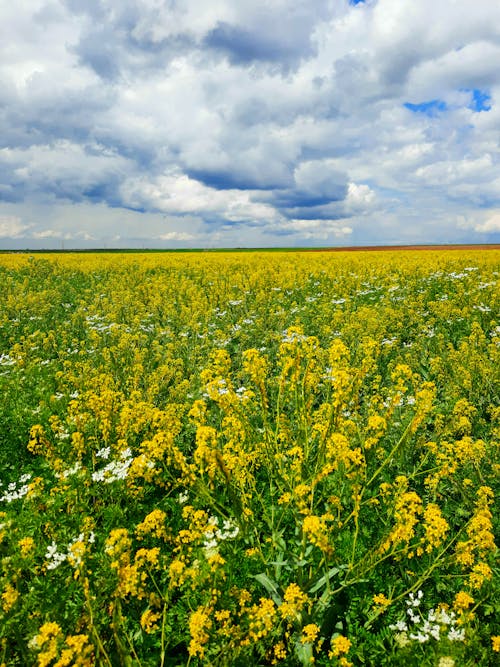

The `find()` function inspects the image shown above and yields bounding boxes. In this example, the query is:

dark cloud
[185,169,290,192]
[204,21,314,69]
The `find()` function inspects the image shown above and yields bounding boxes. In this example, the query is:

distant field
[2,243,500,254]
[0,250,498,666]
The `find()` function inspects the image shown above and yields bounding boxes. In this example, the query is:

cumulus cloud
[474,213,500,233]
[0,215,30,237]
[1,0,500,247]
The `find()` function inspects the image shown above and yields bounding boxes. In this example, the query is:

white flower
[0,473,32,503]
[0,354,15,366]
[92,449,133,483]
[217,519,239,540]
[447,627,465,642]
[45,541,67,570]
[407,590,423,607]
[435,608,455,626]
[407,608,420,624]
[389,621,408,632]
[91,469,106,482]
[178,491,189,504]
[56,462,81,479]
[96,447,111,459]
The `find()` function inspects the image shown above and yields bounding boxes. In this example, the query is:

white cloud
[345,183,376,211]
[1,0,500,246]
[120,170,281,223]
[474,213,500,233]
[0,215,30,237]
[157,231,196,241]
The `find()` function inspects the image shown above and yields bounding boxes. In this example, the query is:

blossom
[301,623,320,644]
[329,635,352,657]
[45,541,67,570]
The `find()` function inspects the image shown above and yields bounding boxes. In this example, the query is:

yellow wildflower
[329,634,352,657]
[140,609,161,634]
[272,641,287,663]
[188,606,212,658]
[18,536,35,558]
[105,528,131,567]
[279,583,309,620]
[453,591,474,610]
[469,562,492,589]
[422,503,449,552]
[301,623,320,644]
[248,597,276,641]
[136,509,167,540]
[372,593,391,612]
[54,635,94,667]
[1,583,19,612]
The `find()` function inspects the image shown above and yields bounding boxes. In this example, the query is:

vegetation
[0,250,498,666]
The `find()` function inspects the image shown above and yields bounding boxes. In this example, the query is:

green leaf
[309,564,347,593]
[253,573,282,604]
[294,640,313,667]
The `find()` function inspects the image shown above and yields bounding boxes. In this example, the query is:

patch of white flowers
[55,462,81,479]
[390,590,465,648]
[0,473,32,503]
[91,448,134,483]
[281,329,307,344]
[0,353,16,366]
[45,532,96,570]
[202,516,240,557]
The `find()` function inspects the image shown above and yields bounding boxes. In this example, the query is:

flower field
[0,249,498,666]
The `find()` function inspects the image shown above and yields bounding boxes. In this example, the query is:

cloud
[0,215,30,237]
[157,231,196,241]
[474,213,500,233]
[1,0,500,247]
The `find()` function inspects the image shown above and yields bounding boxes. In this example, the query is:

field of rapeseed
[0,249,498,666]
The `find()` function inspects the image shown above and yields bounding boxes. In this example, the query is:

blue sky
[1,0,500,248]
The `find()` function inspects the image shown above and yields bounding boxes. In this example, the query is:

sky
[1,0,500,249]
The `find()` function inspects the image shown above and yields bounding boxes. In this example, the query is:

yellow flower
[135,547,161,569]
[18,536,35,558]
[1,583,19,612]
[136,509,167,540]
[301,623,320,644]
[381,490,422,553]
[188,607,212,658]
[453,591,474,610]
[272,641,287,663]
[168,559,186,588]
[329,635,351,657]
[279,583,309,620]
[492,636,500,652]
[105,528,131,566]
[372,593,391,612]
[422,502,449,552]
[302,514,331,553]
[54,635,94,667]
[140,609,162,634]
[248,598,276,641]
[30,622,62,649]
[469,562,492,589]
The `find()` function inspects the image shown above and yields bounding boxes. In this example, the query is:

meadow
[0,249,498,666]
